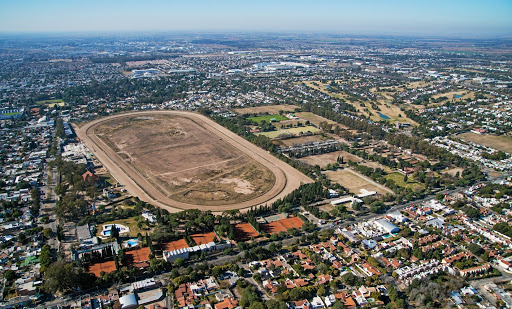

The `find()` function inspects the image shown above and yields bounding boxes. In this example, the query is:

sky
[0,0,511,37]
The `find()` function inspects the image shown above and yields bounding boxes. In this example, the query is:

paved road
[42,167,60,250]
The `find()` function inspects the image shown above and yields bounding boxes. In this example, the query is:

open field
[458,133,512,153]
[442,167,464,177]
[324,169,393,195]
[256,126,321,138]
[261,217,304,234]
[161,239,189,251]
[76,111,312,213]
[234,223,259,241]
[275,135,330,147]
[191,232,218,245]
[294,112,342,127]
[299,150,364,168]
[318,204,335,213]
[36,99,65,107]
[248,114,288,123]
[385,172,424,191]
[234,104,298,115]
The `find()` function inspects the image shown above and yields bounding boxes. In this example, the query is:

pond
[378,112,391,120]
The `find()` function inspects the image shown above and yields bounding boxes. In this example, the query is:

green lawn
[36,99,65,107]
[385,172,424,190]
[256,126,321,138]
[248,114,289,123]
[96,217,152,238]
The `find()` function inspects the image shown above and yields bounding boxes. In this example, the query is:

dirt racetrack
[76,111,312,213]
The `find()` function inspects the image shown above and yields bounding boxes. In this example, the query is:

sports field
[87,260,116,277]
[161,239,189,252]
[248,114,288,123]
[125,247,150,264]
[191,232,218,245]
[76,111,313,213]
[234,223,259,240]
[261,217,304,234]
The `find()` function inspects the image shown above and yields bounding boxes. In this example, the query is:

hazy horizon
[0,0,511,37]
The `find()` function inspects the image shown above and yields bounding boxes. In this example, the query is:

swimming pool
[126,239,139,247]
[378,112,391,120]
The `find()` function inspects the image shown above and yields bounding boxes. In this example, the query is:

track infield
[76,111,312,213]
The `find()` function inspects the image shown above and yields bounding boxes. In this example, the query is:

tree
[42,260,95,295]
[111,224,120,241]
[332,301,346,309]
[40,245,52,272]
[240,286,261,308]
[467,243,484,256]
[43,228,53,239]
[174,258,185,267]
[4,270,16,282]
[249,302,266,309]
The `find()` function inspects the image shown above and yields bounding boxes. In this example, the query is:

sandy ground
[75,111,312,214]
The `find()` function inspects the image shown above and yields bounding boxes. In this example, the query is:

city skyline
[0,0,511,37]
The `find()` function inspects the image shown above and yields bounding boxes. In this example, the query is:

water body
[455,94,462,98]
[378,112,391,119]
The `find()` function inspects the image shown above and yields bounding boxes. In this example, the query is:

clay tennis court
[191,232,218,245]
[261,217,304,234]
[126,247,150,264]
[87,260,116,277]
[234,223,260,240]
[161,239,189,251]
[76,111,312,213]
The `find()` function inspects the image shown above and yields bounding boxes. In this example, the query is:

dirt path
[75,111,312,214]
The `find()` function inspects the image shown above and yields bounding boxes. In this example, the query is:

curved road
[75,111,312,214]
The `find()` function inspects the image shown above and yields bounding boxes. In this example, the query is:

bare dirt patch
[92,114,275,206]
[298,150,364,168]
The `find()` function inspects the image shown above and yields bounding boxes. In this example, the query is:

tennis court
[234,223,260,241]
[263,213,287,223]
[88,260,116,277]
[161,239,189,252]
[191,232,218,245]
[262,217,304,234]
